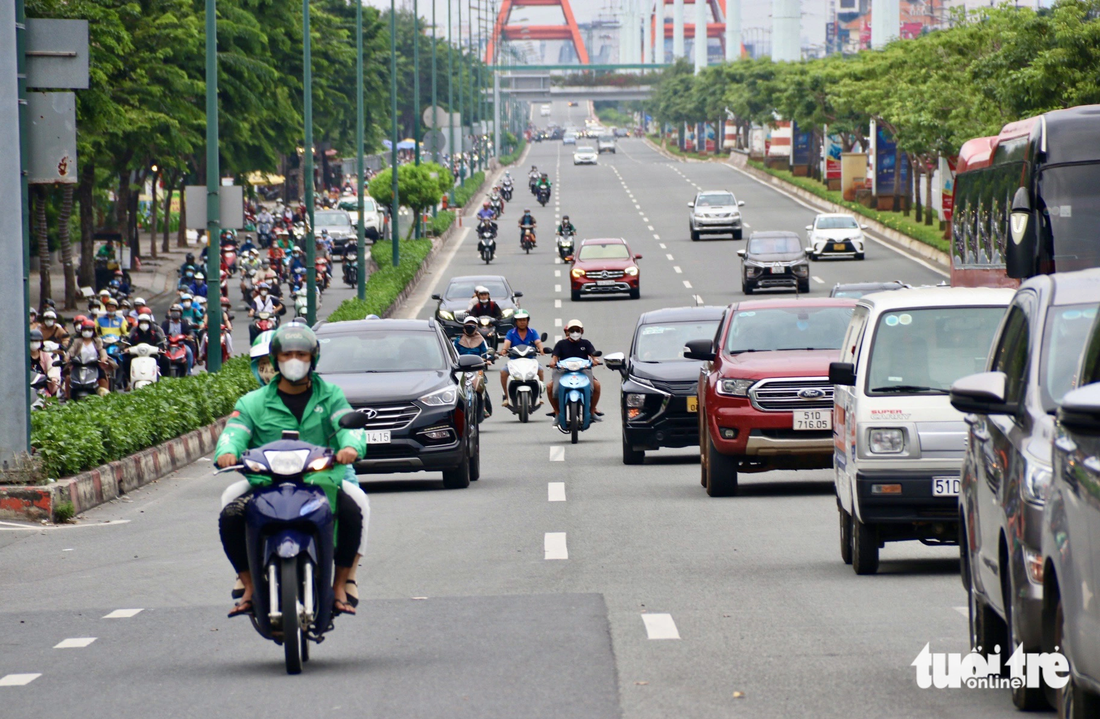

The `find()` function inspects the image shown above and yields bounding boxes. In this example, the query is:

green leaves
[326,239,434,322]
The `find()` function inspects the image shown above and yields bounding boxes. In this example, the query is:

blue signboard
[875,125,910,195]
[791,124,812,166]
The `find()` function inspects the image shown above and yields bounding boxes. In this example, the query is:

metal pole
[205,0,222,370]
[448,0,456,206]
[457,0,465,183]
[390,0,400,262]
[303,0,317,325]
[431,0,439,169]
[468,0,476,173]
[412,0,420,239]
[356,0,366,300]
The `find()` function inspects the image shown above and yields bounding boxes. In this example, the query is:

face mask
[260,291,268,297]
[463,325,477,335]
[44,319,55,327]
[182,302,192,309]
[82,330,94,338]
[139,322,150,331]
[479,298,489,305]
[170,312,180,320]
[569,331,581,341]
[30,342,41,351]
[116,311,125,318]
[280,358,310,382]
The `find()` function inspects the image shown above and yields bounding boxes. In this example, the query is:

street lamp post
[355,0,366,300]
[413,0,421,239]
[303,0,317,326]
[390,0,400,264]
[205,0,223,370]
[448,0,456,206]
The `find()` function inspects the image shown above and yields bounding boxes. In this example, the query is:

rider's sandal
[228,599,254,618]
[333,598,356,616]
[344,580,360,608]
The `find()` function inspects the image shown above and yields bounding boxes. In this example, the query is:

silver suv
[597,135,616,154]
[688,190,745,241]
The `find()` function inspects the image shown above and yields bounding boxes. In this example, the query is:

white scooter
[127,343,161,390]
[505,336,548,423]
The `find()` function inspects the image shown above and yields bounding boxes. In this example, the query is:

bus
[950,104,1100,287]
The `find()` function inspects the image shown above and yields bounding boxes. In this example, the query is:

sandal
[344,579,360,608]
[228,599,254,618]
[333,598,356,616]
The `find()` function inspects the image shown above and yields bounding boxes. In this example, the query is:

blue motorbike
[217,413,367,675]
[555,353,601,444]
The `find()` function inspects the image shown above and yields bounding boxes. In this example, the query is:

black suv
[313,318,485,489]
[950,270,1100,710]
[738,231,811,294]
[605,306,724,464]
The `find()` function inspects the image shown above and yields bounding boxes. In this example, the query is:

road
[0,102,1024,718]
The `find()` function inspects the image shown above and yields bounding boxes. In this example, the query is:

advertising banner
[940,155,957,223]
[791,124,812,167]
[825,135,843,180]
[874,124,910,196]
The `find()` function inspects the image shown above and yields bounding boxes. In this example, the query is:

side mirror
[736,249,746,258]
[514,291,523,298]
[634,254,643,260]
[593,350,603,358]
[1007,187,1037,279]
[456,353,486,371]
[684,339,716,362]
[339,411,370,429]
[540,332,548,342]
[805,225,813,232]
[542,347,552,355]
[738,200,746,207]
[860,224,868,230]
[604,351,626,372]
[430,294,441,301]
[687,202,694,208]
[949,371,1017,415]
[1059,384,1100,434]
[828,362,856,386]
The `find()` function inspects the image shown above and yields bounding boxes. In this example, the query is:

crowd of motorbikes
[474,168,560,265]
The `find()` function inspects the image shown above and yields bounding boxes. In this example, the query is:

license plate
[833,243,847,251]
[686,396,698,413]
[364,430,391,444]
[933,476,960,497]
[769,265,784,274]
[597,280,616,286]
[793,409,831,430]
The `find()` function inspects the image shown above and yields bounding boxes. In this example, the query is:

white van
[828,287,1014,575]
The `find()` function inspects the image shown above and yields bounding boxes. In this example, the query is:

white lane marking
[549,446,565,462]
[545,532,568,560]
[812,276,825,284]
[554,318,563,327]
[634,204,641,209]
[103,608,143,619]
[659,243,666,249]
[548,482,567,502]
[674,266,683,274]
[554,299,562,308]
[554,269,561,277]
[647,225,654,231]
[695,295,705,304]
[0,674,41,686]
[683,280,693,289]
[666,253,674,260]
[743,222,752,229]
[554,256,561,265]
[642,613,681,640]
[554,335,562,343]
[642,217,649,222]
[555,284,562,293]
[653,234,660,240]
[954,606,968,617]
[0,520,131,532]
[54,637,97,649]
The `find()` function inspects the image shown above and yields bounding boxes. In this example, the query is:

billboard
[874,123,909,196]
[940,155,957,223]
[825,135,843,180]
[791,124,812,166]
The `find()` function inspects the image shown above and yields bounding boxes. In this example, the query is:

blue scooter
[217,412,368,675]
[555,352,602,444]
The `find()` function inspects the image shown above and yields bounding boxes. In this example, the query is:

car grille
[648,379,698,395]
[585,269,625,280]
[362,444,418,460]
[749,377,833,412]
[353,403,421,430]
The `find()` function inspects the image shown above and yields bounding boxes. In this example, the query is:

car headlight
[625,266,639,276]
[502,308,514,318]
[419,386,458,406]
[571,268,586,278]
[1023,463,1053,504]
[625,393,647,408]
[718,379,754,397]
[868,428,905,454]
[794,264,810,276]
[439,309,455,321]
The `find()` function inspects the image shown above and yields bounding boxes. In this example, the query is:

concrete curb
[0,418,227,523]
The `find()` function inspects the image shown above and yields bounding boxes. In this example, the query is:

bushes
[326,238,434,323]
[30,356,258,479]
[430,210,455,236]
[453,172,485,208]
[498,139,527,167]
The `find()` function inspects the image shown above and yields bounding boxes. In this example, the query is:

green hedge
[454,172,485,208]
[29,356,258,480]
[430,210,455,236]
[326,238,434,323]
[746,160,950,253]
[498,139,527,167]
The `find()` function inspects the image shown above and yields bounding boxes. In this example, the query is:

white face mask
[44,319,55,327]
[182,302,192,309]
[569,331,582,341]
[280,358,310,382]
[139,322,150,331]
[29,342,41,351]
[82,330,94,338]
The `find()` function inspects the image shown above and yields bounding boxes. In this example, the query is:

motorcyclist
[289,246,307,276]
[518,208,537,245]
[179,293,204,325]
[489,186,504,216]
[557,215,577,236]
[29,329,61,397]
[215,324,367,617]
[179,252,199,278]
[161,303,196,375]
[454,316,492,417]
[250,282,285,317]
[548,319,602,420]
[65,319,110,397]
[467,285,504,320]
[38,309,69,346]
[477,201,498,236]
[502,171,513,190]
[239,234,256,255]
[124,307,168,379]
[95,296,129,340]
[498,309,545,407]
[528,165,540,190]
[536,173,551,197]
[131,297,155,324]
[191,272,209,299]
[256,208,274,247]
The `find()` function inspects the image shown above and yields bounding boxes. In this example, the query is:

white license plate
[769,265,784,274]
[933,476,960,497]
[364,430,391,444]
[597,280,616,286]
[792,409,831,431]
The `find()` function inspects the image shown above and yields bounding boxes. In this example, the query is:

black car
[313,318,485,489]
[738,231,811,294]
[432,275,522,339]
[829,281,909,299]
[605,306,725,464]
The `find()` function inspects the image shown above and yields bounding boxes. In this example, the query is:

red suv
[685,298,856,496]
[570,237,642,301]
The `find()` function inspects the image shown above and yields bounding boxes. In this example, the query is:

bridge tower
[649,0,743,62]
[485,0,590,65]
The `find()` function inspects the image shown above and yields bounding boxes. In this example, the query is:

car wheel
[855,252,866,260]
[742,281,754,295]
[964,523,1005,654]
[622,430,645,465]
[852,516,879,574]
[571,289,581,302]
[629,284,640,300]
[690,228,700,242]
[442,455,471,489]
[799,279,810,294]
[468,430,480,482]
[1056,596,1100,719]
[704,431,738,497]
[839,506,853,565]
[1004,561,1049,709]
[733,229,742,240]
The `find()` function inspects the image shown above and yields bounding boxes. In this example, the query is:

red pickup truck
[684,297,856,496]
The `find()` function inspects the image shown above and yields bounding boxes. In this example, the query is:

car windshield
[696,193,735,207]
[362,199,375,212]
[866,306,1006,394]
[748,236,801,254]
[816,216,860,230]
[725,306,854,353]
[634,320,721,362]
[599,136,614,142]
[1041,303,1098,411]
[831,284,904,299]
[315,331,447,373]
[577,146,595,153]
[578,243,630,261]
[443,279,509,300]
[315,211,350,227]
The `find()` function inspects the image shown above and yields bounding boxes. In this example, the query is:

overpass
[499,73,654,102]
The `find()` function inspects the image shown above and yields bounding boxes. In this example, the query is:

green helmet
[269,324,320,374]
[513,310,530,321]
[250,330,276,385]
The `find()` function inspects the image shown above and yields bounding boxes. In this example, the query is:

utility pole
[205,0,223,368]
[448,0,457,206]
[726,0,741,61]
[303,0,317,325]
[355,0,366,300]
[390,0,400,263]
[413,0,421,239]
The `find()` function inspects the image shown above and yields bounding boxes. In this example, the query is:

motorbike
[476,315,500,353]
[505,338,547,423]
[221,242,239,277]
[477,226,497,264]
[101,334,127,391]
[521,228,536,254]
[342,257,358,287]
[199,324,232,366]
[241,268,258,304]
[501,184,513,202]
[315,258,331,292]
[164,334,190,378]
[554,354,601,444]
[214,412,370,675]
[127,343,161,390]
[556,231,575,261]
[490,196,504,217]
[458,352,494,425]
[294,290,309,319]
[250,311,279,344]
[67,354,102,401]
[529,175,539,194]
[537,186,550,207]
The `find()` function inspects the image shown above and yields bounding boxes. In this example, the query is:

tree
[369,163,447,239]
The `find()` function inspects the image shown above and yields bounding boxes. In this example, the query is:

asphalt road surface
[0,102,1025,718]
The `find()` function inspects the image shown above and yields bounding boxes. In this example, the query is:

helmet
[565,318,583,331]
[366,314,381,320]
[249,330,277,385]
[137,306,153,317]
[42,309,57,321]
[104,297,119,308]
[513,310,530,321]
[134,297,147,306]
[483,201,491,208]
[186,252,195,262]
[475,285,490,296]
[43,298,56,308]
[180,293,194,302]
[169,303,182,314]
[257,281,270,290]
[562,215,569,221]
[29,329,43,342]
[80,319,96,332]
[524,208,531,213]
[194,272,205,281]
[463,315,478,326]
[269,324,320,374]
[73,314,88,325]
[121,299,133,309]
[98,289,111,298]
[29,306,38,316]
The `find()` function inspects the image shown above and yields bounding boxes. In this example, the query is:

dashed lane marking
[642,613,681,640]
[554,318,563,327]
[555,299,561,308]
[103,609,143,619]
[549,446,565,461]
[54,638,97,649]
[548,482,567,502]
[647,225,654,231]
[695,295,705,304]
[0,674,41,687]
[954,607,968,617]
[554,269,561,277]
[674,266,682,274]
[545,532,568,560]
[659,243,666,249]
[666,253,674,260]
[683,280,693,289]
[653,234,660,240]
[554,335,562,342]
[812,276,825,284]
[555,284,562,293]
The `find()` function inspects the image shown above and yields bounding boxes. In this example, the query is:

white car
[573,146,598,165]
[806,213,867,260]
[540,104,551,117]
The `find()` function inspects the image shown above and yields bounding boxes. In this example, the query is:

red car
[569,237,642,301]
[684,297,857,496]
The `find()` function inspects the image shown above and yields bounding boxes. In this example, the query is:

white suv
[806,213,867,260]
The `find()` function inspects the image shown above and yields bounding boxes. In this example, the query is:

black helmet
[186,252,195,262]
[562,215,569,221]
[269,324,320,373]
